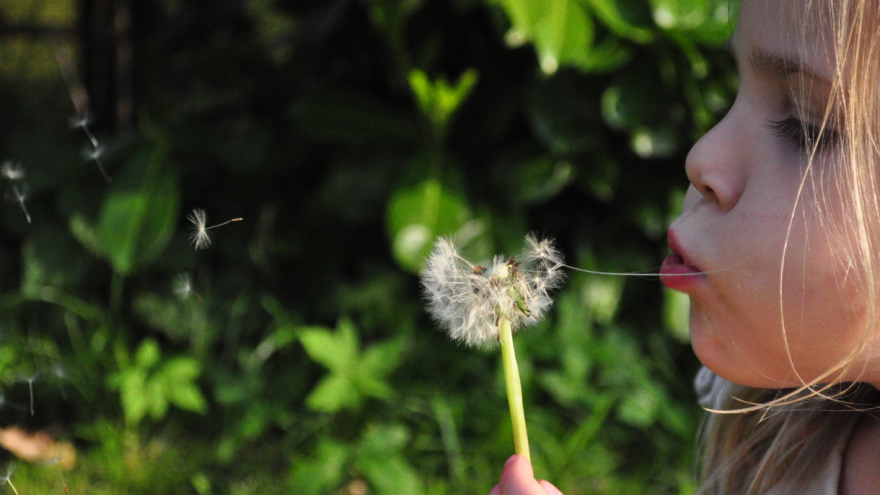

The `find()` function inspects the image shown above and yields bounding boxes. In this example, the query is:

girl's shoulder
[839,412,880,495]
[694,367,871,495]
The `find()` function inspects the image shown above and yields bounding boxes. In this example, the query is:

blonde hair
[697,1,880,493]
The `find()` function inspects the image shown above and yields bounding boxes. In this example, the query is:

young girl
[490,1,880,494]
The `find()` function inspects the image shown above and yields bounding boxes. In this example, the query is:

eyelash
[765,116,840,153]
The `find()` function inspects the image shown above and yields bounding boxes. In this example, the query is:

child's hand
[488,455,565,495]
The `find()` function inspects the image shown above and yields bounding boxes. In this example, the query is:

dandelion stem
[499,317,529,460]
[6,479,19,495]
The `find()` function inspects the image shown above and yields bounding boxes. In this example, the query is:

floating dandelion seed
[0,463,19,495]
[187,208,243,250]
[68,111,92,130]
[0,162,24,181]
[173,273,202,303]
[421,234,566,460]
[26,373,39,416]
[82,145,104,162]
[421,234,565,347]
[12,184,31,224]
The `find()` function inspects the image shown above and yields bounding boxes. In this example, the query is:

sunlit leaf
[300,320,359,373]
[306,374,361,413]
[96,145,180,276]
[290,440,349,495]
[386,178,470,272]
[584,0,654,43]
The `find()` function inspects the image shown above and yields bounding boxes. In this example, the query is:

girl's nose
[684,109,746,212]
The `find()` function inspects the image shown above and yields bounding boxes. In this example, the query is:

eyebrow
[727,38,832,87]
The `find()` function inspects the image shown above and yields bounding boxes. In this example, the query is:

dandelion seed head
[187,208,211,250]
[1,162,24,181]
[421,234,566,348]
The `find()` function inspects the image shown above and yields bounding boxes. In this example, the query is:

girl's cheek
[682,185,702,212]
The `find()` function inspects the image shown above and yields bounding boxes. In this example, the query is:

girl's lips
[660,251,705,291]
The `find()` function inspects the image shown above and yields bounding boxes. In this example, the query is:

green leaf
[289,440,349,495]
[583,276,624,325]
[583,0,654,43]
[119,369,149,425]
[161,357,202,382]
[359,455,423,495]
[358,338,403,379]
[135,339,162,369]
[510,157,575,205]
[408,69,479,138]
[299,320,358,372]
[353,374,393,401]
[498,0,595,74]
[96,145,180,276]
[357,425,423,495]
[305,374,360,413]
[386,179,470,272]
[69,213,104,258]
[147,377,170,420]
[648,0,733,47]
[617,384,662,428]
[167,382,209,414]
[663,288,690,343]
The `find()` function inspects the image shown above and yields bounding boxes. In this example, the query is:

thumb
[539,480,564,495]
[499,455,549,495]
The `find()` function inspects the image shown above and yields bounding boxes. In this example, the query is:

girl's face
[665,0,872,388]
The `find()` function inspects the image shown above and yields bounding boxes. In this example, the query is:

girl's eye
[765,116,840,153]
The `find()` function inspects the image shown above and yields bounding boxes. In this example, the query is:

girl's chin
[688,316,772,388]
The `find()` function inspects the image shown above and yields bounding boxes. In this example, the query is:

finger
[539,480,564,495]
[488,484,501,495]
[499,455,547,495]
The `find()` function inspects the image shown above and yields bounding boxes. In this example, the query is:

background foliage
[0,0,738,493]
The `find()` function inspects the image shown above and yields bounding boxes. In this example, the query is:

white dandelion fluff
[1,162,24,181]
[187,208,243,250]
[12,183,31,224]
[421,234,566,348]
[188,208,211,249]
[173,273,194,300]
[173,272,203,304]
[0,463,18,495]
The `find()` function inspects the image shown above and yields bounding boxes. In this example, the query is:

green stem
[499,318,530,460]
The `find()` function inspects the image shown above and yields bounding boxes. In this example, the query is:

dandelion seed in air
[420,234,566,460]
[68,111,92,130]
[0,463,20,495]
[0,162,24,181]
[187,208,243,250]
[12,184,31,224]
[173,273,202,303]
[25,373,39,416]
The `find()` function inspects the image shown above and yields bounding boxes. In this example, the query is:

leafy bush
[0,0,738,493]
